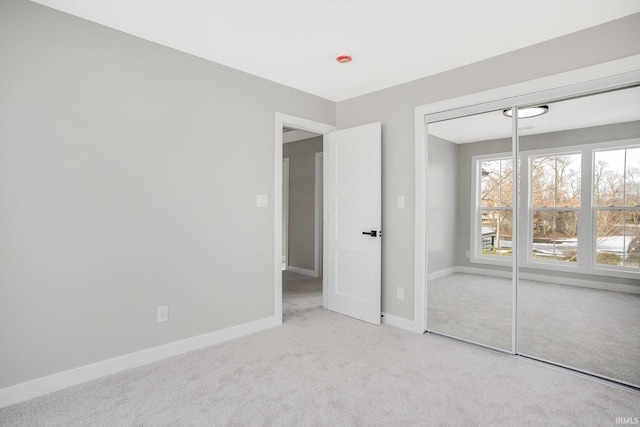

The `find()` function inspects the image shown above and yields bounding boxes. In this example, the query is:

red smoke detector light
[336,54,352,64]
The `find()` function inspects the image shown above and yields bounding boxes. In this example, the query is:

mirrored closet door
[516,86,640,388]
[425,83,640,388]
[426,109,514,352]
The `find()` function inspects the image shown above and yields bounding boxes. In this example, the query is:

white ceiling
[31,0,640,102]
[428,85,640,144]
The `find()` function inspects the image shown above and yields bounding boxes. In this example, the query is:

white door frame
[414,55,640,334]
[282,157,289,270]
[314,152,324,281]
[275,113,336,324]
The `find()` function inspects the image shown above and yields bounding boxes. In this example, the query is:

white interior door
[324,122,381,325]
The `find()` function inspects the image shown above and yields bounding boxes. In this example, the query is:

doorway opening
[274,113,336,325]
[282,127,324,322]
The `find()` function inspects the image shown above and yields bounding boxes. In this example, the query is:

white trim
[275,113,335,323]
[415,54,640,333]
[442,265,640,295]
[381,312,415,332]
[322,144,328,310]
[0,315,278,409]
[511,109,519,355]
[454,265,513,279]
[314,152,324,278]
[282,157,289,270]
[414,120,427,333]
[287,266,318,278]
[427,267,458,281]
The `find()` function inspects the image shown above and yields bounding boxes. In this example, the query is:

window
[594,147,640,269]
[530,154,580,263]
[472,155,513,264]
[471,142,640,276]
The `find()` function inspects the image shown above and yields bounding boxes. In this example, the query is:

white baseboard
[286,266,319,278]
[427,267,458,281]
[0,315,279,409]
[432,265,640,295]
[454,266,512,279]
[381,312,415,332]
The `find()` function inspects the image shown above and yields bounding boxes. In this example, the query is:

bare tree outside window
[480,158,513,256]
[530,154,581,262]
[594,148,640,268]
[474,146,639,271]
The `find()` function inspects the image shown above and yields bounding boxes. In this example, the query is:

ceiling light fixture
[503,105,549,119]
[336,54,352,64]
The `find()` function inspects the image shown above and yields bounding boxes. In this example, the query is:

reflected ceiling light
[503,105,549,119]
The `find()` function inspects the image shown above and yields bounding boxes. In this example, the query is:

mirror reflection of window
[594,147,640,268]
[426,83,640,388]
[529,153,581,262]
[480,158,513,257]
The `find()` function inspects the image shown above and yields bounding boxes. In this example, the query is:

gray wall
[0,0,334,388]
[453,121,640,286]
[2,0,640,391]
[427,135,458,273]
[336,13,640,320]
[283,136,323,271]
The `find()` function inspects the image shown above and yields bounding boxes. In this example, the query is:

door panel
[516,88,640,388]
[324,122,381,325]
[426,110,514,352]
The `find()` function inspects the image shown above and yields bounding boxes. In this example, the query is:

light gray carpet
[1,271,639,426]
[428,273,640,387]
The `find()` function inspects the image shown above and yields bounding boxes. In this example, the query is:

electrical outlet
[397,287,404,300]
[157,306,169,323]
[466,251,470,258]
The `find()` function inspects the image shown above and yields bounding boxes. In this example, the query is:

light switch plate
[397,196,405,209]
[257,194,268,208]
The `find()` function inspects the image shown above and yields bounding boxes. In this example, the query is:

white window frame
[471,140,640,279]
[470,152,513,267]
[591,142,640,275]
[520,146,585,273]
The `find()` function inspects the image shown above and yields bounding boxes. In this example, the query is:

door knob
[362,230,378,237]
